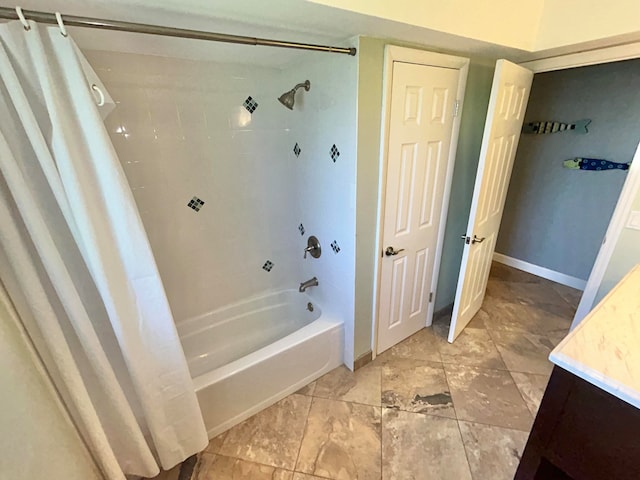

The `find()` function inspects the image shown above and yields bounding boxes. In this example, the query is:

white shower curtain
[0,20,207,479]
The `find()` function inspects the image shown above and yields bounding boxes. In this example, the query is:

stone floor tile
[490,330,555,375]
[486,277,576,319]
[296,381,317,396]
[219,394,311,470]
[458,421,529,480]
[480,296,537,332]
[510,372,550,416]
[380,327,442,362]
[432,306,491,333]
[204,430,228,455]
[292,473,329,480]
[520,305,573,337]
[445,364,533,431]
[466,310,489,329]
[433,322,507,370]
[296,397,381,480]
[313,365,381,406]
[382,408,472,480]
[195,454,292,480]
[379,356,455,418]
[489,262,542,284]
[525,300,577,323]
[550,282,583,309]
[547,332,569,349]
[481,295,571,337]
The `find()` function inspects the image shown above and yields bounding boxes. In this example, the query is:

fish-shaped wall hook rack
[522,119,591,135]
[563,157,630,171]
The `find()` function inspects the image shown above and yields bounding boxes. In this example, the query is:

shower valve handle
[304,236,321,259]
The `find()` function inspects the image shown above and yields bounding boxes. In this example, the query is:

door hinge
[453,99,460,117]
[429,292,433,303]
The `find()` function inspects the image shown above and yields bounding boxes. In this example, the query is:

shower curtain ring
[55,12,68,37]
[15,6,30,30]
[91,84,105,107]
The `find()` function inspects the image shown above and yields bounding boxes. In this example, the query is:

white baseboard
[493,253,587,291]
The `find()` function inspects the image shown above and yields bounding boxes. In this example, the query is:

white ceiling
[8,0,536,66]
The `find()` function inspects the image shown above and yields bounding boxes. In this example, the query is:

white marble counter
[550,264,640,410]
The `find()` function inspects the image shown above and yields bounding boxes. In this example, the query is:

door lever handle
[472,235,486,244]
[385,246,405,256]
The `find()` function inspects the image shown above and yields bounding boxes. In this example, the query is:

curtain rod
[0,6,357,56]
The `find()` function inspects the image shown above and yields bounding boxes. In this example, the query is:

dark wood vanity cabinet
[515,366,640,480]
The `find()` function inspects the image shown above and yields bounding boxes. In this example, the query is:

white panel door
[448,60,533,342]
[377,61,460,354]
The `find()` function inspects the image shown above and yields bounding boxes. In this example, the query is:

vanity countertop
[550,264,640,410]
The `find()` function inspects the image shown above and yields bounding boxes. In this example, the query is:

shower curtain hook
[15,6,30,31]
[91,84,105,107]
[55,12,68,37]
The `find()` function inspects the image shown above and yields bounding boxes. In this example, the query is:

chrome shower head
[278,80,311,110]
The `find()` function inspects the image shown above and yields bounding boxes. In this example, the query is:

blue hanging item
[522,119,591,134]
[563,157,630,171]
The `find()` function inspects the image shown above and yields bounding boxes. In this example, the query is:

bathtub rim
[177,288,321,338]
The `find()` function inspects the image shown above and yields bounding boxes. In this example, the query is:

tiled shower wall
[86,49,358,365]
[284,54,358,366]
[86,51,301,322]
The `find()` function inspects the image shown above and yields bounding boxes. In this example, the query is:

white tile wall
[284,52,358,367]
[86,48,358,365]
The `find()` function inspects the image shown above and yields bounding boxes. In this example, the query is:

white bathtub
[177,289,343,437]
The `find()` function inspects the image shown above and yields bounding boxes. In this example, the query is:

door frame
[372,45,469,357]
[519,41,640,73]
[519,41,640,329]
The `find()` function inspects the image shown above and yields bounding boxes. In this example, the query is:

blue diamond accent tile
[294,143,301,157]
[262,260,274,272]
[330,144,340,162]
[187,196,205,212]
[298,223,305,236]
[243,96,258,114]
[331,240,341,254]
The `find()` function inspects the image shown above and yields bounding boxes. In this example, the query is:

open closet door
[448,60,533,342]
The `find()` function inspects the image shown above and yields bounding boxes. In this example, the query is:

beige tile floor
[154,262,581,480]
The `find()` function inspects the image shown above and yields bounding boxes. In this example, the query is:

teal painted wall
[496,60,639,281]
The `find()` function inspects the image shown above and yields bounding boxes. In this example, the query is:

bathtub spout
[299,276,318,292]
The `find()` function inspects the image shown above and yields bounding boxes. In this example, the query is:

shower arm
[293,82,310,92]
